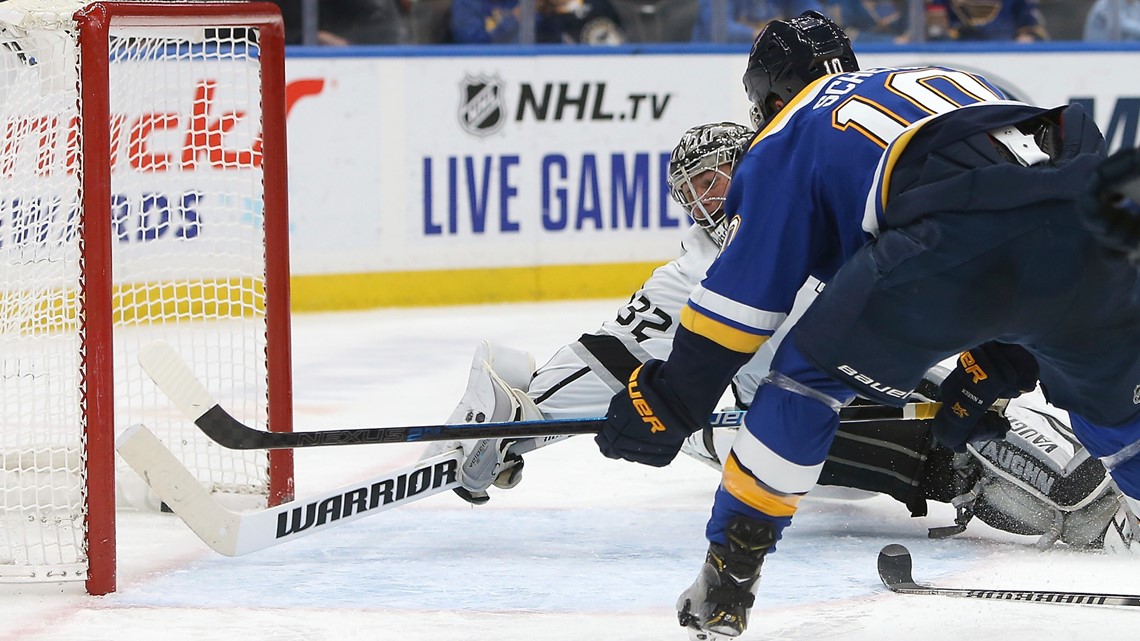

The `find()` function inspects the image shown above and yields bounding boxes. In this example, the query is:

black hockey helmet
[742,10,859,124]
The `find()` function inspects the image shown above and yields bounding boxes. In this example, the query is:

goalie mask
[668,122,753,246]
[742,10,859,123]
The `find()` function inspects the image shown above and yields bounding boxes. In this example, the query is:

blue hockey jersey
[683,66,1008,355]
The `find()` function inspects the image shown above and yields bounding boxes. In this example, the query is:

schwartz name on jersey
[687,66,1009,350]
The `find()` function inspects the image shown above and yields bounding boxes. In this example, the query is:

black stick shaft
[197,405,610,449]
[895,585,1140,607]
[194,397,929,451]
[878,544,1140,607]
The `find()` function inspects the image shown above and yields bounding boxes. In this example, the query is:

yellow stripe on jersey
[876,118,935,213]
[749,75,833,149]
[723,454,801,518]
[681,305,768,354]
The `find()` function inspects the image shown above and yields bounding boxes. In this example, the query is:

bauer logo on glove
[931,342,1038,453]
[628,366,667,434]
[960,351,988,384]
[596,360,701,467]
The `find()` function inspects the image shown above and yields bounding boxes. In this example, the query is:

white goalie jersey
[528,224,822,418]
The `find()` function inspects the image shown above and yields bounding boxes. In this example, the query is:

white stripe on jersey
[689,283,787,334]
[730,426,825,494]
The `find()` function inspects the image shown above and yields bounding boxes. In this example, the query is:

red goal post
[0,1,294,595]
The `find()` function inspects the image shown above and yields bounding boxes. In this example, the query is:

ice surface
[1,300,1138,641]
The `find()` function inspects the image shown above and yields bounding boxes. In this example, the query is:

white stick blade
[229,450,464,555]
[137,340,216,422]
[118,428,465,557]
[116,424,241,556]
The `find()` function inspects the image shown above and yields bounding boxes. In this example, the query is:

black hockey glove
[1080,145,1140,263]
[596,360,702,467]
[931,342,1038,453]
[933,412,1014,455]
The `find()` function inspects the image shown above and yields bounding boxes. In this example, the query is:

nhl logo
[1134,384,1140,405]
[458,74,506,137]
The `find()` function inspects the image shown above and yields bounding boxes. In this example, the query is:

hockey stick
[116,424,462,556]
[138,341,934,451]
[877,544,1140,607]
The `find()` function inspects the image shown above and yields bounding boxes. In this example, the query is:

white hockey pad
[117,424,461,556]
[423,340,541,503]
[443,340,538,426]
[680,426,733,471]
[1104,495,1140,554]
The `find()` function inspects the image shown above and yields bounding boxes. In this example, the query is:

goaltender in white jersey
[424,122,1137,552]
[525,123,819,421]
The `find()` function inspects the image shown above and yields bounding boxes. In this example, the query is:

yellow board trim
[722,455,800,518]
[114,279,265,325]
[680,305,767,354]
[289,262,660,312]
[0,278,265,334]
[0,263,662,334]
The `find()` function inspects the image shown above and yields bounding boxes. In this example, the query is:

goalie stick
[137,341,935,451]
[877,544,1140,607]
[116,424,463,556]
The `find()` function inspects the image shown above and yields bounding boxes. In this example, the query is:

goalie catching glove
[944,400,1130,550]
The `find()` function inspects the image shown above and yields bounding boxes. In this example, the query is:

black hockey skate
[676,516,777,640]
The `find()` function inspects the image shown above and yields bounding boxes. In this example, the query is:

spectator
[449,0,519,42]
[324,0,411,43]
[691,0,823,42]
[826,0,908,42]
[450,0,626,43]
[1084,0,1140,39]
[272,0,409,45]
[928,0,1048,41]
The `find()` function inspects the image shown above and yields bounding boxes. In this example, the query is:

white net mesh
[0,12,86,582]
[0,3,277,583]
[107,25,271,499]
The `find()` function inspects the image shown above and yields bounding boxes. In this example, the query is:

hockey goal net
[0,1,293,594]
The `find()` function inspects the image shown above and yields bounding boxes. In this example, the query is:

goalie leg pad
[445,340,536,426]
[681,425,737,471]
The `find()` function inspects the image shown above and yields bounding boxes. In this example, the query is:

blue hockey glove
[596,360,702,467]
[1080,146,1140,263]
[931,342,1038,453]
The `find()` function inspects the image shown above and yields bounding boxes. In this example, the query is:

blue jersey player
[595,10,1140,641]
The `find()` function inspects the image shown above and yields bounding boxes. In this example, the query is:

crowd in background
[270,0,1140,45]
